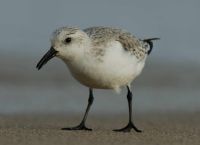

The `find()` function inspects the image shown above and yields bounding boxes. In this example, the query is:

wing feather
[84,26,147,60]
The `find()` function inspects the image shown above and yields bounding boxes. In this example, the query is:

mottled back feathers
[84,27,148,60]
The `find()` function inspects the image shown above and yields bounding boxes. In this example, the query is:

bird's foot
[61,122,92,131]
[113,121,142,133]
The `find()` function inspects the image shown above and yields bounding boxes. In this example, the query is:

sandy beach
[1,0,200,145]
[0,112,199,145]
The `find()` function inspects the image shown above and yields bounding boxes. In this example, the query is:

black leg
[62,88,94,131]
[113,86,142,132]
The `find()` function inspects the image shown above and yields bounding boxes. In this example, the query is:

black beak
[36,47,58,70]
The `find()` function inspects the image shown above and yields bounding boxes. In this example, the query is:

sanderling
[36,26,159,132]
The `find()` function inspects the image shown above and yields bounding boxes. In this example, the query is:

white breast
[65,41,146,91]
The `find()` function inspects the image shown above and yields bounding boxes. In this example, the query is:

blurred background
[0,0,199,114]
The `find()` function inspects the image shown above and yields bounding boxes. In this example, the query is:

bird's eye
[64,37,72,44]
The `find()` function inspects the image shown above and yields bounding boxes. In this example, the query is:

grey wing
[84,27,148,60]
[83,27,120,42]
[117,32,148,60]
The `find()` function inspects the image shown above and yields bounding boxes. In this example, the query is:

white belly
[65,41,146,91]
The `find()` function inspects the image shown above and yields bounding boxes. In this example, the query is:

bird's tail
[143,38,160,55]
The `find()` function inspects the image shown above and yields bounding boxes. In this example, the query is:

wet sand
[0,112,199,145]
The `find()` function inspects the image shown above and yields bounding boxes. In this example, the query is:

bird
[36,26,159,132]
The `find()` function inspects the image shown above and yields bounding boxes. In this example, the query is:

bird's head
[36,26,90,70]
